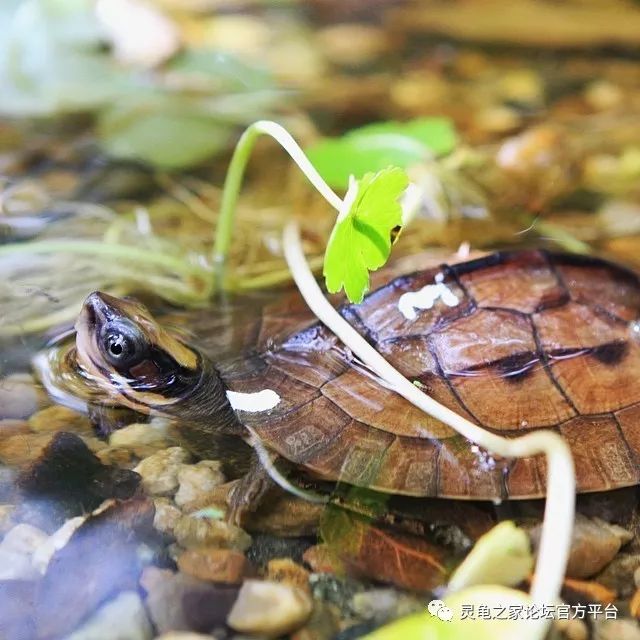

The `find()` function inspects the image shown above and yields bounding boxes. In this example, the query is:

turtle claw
[226,458,277,526]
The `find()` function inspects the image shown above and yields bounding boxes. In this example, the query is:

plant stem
[282,219,575,628]
[213,120,343,289]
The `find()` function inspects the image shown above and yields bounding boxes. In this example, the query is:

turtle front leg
[227,450,284,526]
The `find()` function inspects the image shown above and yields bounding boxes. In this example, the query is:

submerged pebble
[0,504,15,534]
[351,588,425,623]
[141,566,238,634]
[177,548,254,584]
[153,498,182,536]
[0,373,48,420]
[597,554,640,598]
[266,558,311,594]
[531,514,632,579]
[594,618,640,640]
[64,590,153,640]
[174,461,226,508]
[227,579,313,638]
[174,514,252,552]
[109,421,172,457]
[134,447,191,496]
[28,405,92,435]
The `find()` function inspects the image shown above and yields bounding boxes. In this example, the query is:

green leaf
[447,521,534,592]
[98,106,233,169]
[307,118,458,189]
[323,167,408,303]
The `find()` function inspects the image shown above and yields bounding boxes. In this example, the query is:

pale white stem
[282,220,575,614]
[249,121,344,212]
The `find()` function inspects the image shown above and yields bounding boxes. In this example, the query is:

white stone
[152,498,182,536]
[65,591,153,640]
[33,516,86,574]
[174,461,225,508]
[134,447,191,496]
[1,523,48,554]
[227,580,313,638]
[109,421,170,456]
[0,547,39,580]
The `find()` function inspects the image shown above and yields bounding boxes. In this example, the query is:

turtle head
[74,291,203,415]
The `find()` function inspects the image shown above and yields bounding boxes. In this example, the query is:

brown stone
[0,433,54,465]
[563,577,616,605]
[267,558,311,594]
[28,406,92,435]
[174,515,251,552]
[0,420,30,439]
[177,548,254,584]
[302,544,343,575]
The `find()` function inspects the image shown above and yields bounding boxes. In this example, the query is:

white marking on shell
[226,389,281,413]
[397,274,460,320]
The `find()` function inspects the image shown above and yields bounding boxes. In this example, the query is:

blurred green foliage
[0,0,283,169]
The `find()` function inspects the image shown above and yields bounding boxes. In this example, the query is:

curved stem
[282,219,575,622]
[213,120,343,289]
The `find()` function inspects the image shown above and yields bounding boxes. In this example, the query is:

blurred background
[2,0,640,346]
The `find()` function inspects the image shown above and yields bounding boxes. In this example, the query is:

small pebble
[174,515,251,552]
[134,447,191,496]
[0,433,56,465]
[0,546,39,580]
[594,618,640,640]
[555,618,589,640]
[351,589,424,622]
[65,590,153,640]
[0,373,48,420]
[227,579,313,638]
[109,421,170,457]
[174,461,225,508]
[597,554,640,598]
[32,516,85,574]
[153,498,182,536]
[531,515,631,579]
[0,419,30,439]
[1,523,48,554]
[316,24,389,67]
[267,558,311,594]
[155,634,216,640]
[177,548,254,584]
[141,566,238,633]
[28,405,92,435]
[0,504,15,534]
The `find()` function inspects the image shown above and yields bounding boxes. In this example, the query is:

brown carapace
[222,250,640,500]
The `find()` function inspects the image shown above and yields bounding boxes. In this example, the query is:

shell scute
[455,250,567,313]
[352,267,473,342]
[232,251,640,499]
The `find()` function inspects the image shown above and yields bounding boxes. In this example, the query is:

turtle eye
[100,320,146,369]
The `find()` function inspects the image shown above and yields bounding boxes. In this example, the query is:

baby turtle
[41,250,640,518]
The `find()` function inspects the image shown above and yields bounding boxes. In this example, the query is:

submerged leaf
[323,167,409,303]
[321,507,448,591]
[307,118,458,188]
[99,108,233,169]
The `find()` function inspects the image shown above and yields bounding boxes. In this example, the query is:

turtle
[39,249,640,521]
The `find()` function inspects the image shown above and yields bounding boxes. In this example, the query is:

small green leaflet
[324,167,409,304]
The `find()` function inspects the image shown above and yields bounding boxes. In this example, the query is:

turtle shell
[222,249,640,500]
